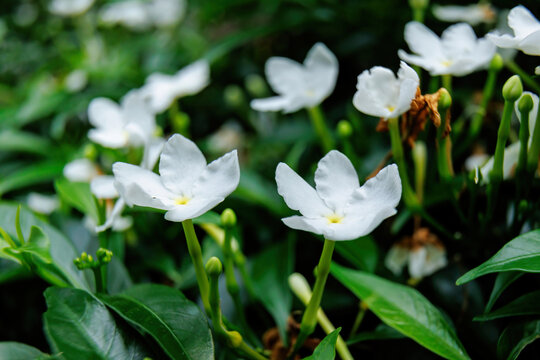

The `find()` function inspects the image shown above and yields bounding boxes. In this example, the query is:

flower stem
[349,301,368,339]
[387,117,421,211]
[436,110,454,182]
[307,106,335,153]
[291,239,336,358]
[181,219,211,313]
[442,75,452,95]
[505,60,540,94]
[527,107,540,174]
[469,63,500,142]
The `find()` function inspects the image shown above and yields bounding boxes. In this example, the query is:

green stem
[436,112,454,181]
[442,75,452,95]
[527,106,540,174]
[307,106,335,153]
[182,219,211,313]
[506,60,540,94]
[349,301,367,338]
[517,108,531,175]
[92,267,103,293]
[469,66,499,141]
[388,117,421,211]
[291,239,336,357]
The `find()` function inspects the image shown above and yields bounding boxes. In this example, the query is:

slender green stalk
[436,112,454,182]
[517,105,531,175]
[469,60,501,141]
[182,219,210,313]
[349,301,368,338]
[291,239,336,358]
[506,60,540,94]
[527,106,540,174]
[442,75,452,95]
[409,0,429,22]
[387,117,421,211]
[92,267,104,293]
[307,106,335,153]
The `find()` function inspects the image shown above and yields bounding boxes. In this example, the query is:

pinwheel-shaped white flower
[398,22,496,76]
[140,60,210,114]
[88,90,156,148]
[113,134,240,222]
[432,3,496,26]
[487,6,540,56]
[276,151,401,241]
[251,43,338,113]
[49,0,94,17]
[352,61,419,119]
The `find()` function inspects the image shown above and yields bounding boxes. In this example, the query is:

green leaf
[99,284,214,360]
[457,230,540,285]
[251,240,294,345]
[347,324,405,345]
[304,328,341,360]
[331,264,470,360]
[234,170,288,216]
[485,271,523,313]
[55,179,100,223]
[497,320,540,360]
[335,236,377,272]
[44,287,151,360]
[0,342,48,359]
[20,225,52,263]
[474,290,540,321]
[0,161,64,196]
[0,129,53,156]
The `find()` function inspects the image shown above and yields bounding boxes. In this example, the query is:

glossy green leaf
[100,284,214,360]
[335,236,377,272]
[331,264,470,360]
[0,342,49,359]
[251,240,294,345]
[304,328,341,360]
[347,324,405,345]
[44,287,151,360]
[457,230,540,285]
[0,161,64,195]
[497,320,540,360]
[485,271,523,313]
[475,290,540,321]
[55,179,100,223]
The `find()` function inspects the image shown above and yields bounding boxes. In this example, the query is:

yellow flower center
[441,60,453,67]
[326,214,344,224]
[175,196,190,205]
[386,105,395,112]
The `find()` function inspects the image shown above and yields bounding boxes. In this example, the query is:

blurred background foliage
[1,0,540,359]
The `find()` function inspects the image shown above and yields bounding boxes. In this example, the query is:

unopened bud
[337,120,353,138]
[438,88,452,109]
[518,93,534,114]
[489,53,504,72]
[245,74,266,97]
[205,256,223,277]
[503,75,523,102]
[227,331,243,348]
[220,208,237,228]
[83,144,97,160]
[288,273,312,305]
[96,248,113,264]
[224,85,245,109]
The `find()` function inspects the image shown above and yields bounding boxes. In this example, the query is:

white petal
[90,175,119,199]
[164,196,224,222]
[507,5,540,39]
[324,206,398,241]
[353,67,400,118]
[275,162,330,218]
[314,150,359,211]
[159,134,207,195]
[403,22,443,59]
[113,162,175,209]
[87,97,124,130]
[281,215,325,236]
[141,137,166,170]
[464,154,489,171]
[140,76,177,113]
[422,244,448,276]
[88,128,129,148]
[441,23,478,55]
[96,198,125,233]
[432,4,494,26]
[385,245,409,276]
[480,142,521,183]
[519,31,540,55]
[408,247,427,279]
[265,57,306,97]
[486,32,520,49]
[170,60,210,97]
[27,193,60,215]
[192,150,240,199]
[111,215,133,232]
[393,78,419,117]
[398,50,438,74]
[397,61,419,83]
[63,158,98,182]
[250,96,291,112]
[303,42,339,103]
[121,89,156,145]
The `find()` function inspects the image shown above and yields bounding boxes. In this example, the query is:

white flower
[385,228,447,279]
[112,134,240,222]
[99,0,185,30]
[275,151,401,241]
[90,176,119,199]
[65,69,88,93]
[398,22,496,76]
[536,66,540,75]
[432,4,496,26]
[49,0,94,17]
[147,0,186,27]
[27,193,60,215]
[250,43,338,113]
[352,61,419,120]
[487,6,540,56]
[63,158,99,182]
[87,90,156,148]
[140,60,210,114]
[480,91,538,183]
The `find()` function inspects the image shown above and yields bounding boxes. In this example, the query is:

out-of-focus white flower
[385,227,447,279]
[99,0,185,31]
[65,69,88,93]
[464,153,489,172]
[90,175,118,199]
[536,66,540,75]
[140,60,210,114]
[87,90,156,148]
[207,122,244,154]
[276,151,401,241]
[63,158,99,182]
[251,43,338,113]
[113,134,240,222]
[480,91,538,183]
[398,22,496,76]
[487,6,540,56]
[84,212,133,234]
[432,3,496,26]
[14,2,39,27]
[49,0,94,17]
[148,0,186,27]
[352,61,419,120]
[27,193,60,215]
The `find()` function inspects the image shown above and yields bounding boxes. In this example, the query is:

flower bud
[83,144,98,160]
[337,120,353,138]
[224,85,245,109]
[205,256,223,277]
[220,208,237,228]
[245,74,266,97]
[503,75,523,102]
[227,331,243,348]
[288,273,312,305]
[518,93,534,114]
[96,248,113,264]
[438,88,452,109]
[489,53,504,72]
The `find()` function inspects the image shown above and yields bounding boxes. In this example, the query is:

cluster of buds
[73,248,113,270]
